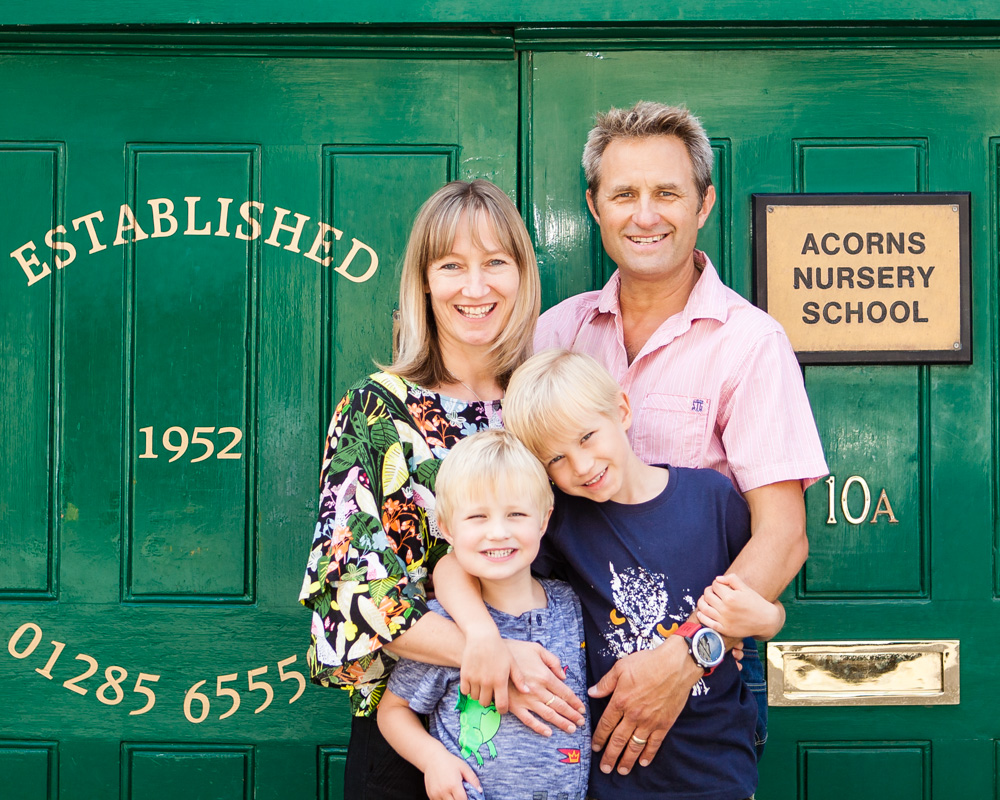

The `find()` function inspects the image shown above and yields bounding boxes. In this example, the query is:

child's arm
[377,689,481,800]
[433,553,514,707]
[695,573,785,640]
[433,554,585,727]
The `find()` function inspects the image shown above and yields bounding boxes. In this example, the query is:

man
[535,101,828,777]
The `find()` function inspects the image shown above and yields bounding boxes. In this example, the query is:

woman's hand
[505,640,586,735]
[423,747,481,800]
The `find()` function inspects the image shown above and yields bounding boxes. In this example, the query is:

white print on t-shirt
[604,562,709,696]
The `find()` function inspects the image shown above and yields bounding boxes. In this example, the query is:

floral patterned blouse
[299,371,503,717]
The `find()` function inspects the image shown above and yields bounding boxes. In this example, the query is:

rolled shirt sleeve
[719,330,828,493]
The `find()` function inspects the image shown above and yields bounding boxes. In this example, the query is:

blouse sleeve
[299,379,434,690]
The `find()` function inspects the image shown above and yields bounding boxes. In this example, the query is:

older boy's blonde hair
[435,429,553,530]
[504,349,624,460]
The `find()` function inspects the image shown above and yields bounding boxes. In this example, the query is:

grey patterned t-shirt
[387,579,590,800]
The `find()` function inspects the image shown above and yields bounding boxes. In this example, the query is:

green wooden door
[524,46,997,799]
[0,44,516,799]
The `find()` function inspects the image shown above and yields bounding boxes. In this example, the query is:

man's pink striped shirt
[535,253,828,493]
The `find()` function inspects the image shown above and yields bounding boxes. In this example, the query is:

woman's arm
[299,383,436,698]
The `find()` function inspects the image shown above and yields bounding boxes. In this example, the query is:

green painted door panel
[525,47,997,799]
[0,50,516,799]
[0,145,60,599]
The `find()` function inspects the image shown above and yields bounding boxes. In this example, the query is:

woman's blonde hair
[435,429,553,529]
[504,349,623,460]
[384,180,540,390]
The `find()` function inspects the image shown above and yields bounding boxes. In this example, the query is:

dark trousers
[344,713,430,800]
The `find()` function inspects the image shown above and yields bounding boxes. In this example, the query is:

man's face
[586,135,716,284]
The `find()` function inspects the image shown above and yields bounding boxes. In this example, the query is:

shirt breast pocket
[636,393,711,468]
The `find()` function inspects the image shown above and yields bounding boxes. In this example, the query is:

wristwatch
[673,621,725,675]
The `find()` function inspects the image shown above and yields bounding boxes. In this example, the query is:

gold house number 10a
[825,475,899,525]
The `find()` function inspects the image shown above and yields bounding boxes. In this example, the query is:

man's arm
[591,479,807,775]
[588,633,703,776]
[727,479,808,601]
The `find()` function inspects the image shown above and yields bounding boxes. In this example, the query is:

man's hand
[422,746,481,800]
[588,635,702,774]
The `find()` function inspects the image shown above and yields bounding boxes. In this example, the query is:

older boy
[378,430,590,800]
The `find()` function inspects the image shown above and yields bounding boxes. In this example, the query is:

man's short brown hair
[582,101,714,204]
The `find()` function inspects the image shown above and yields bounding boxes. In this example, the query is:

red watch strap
[673,621,719,675]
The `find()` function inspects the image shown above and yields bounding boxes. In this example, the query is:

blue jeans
[741,638,767,760]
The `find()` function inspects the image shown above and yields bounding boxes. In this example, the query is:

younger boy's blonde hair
[504,349,624,460]
[435,429,554,530]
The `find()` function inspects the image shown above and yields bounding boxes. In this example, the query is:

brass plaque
[753,193,971,364]
[766,640,960,706]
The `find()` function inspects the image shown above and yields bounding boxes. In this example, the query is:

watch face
[692,628,725,668]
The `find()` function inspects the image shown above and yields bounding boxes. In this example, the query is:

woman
[300,180,567,800]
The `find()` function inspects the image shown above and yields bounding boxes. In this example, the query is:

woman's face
[425,211,521,360]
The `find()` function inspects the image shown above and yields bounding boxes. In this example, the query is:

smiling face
[425,210,521,364]
[586,135,716,287]
[441,488,551,587]
[539,395,641,504]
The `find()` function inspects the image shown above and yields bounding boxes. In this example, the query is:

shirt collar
[594,250,730,325]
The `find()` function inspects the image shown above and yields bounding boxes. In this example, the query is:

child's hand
[423,748,480,800]
[731,638,744,670]
[696,573,784,640]
[460,629,513,712]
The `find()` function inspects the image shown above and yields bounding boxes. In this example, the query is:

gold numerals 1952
[138,426,243,462]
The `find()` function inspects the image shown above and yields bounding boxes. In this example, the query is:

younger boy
[378,429,591,800]
[441,349,783,800]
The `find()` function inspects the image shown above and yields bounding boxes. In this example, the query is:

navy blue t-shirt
[533,465,757,800]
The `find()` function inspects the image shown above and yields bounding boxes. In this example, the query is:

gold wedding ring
[544,695,557,706]
[630,734,648,745]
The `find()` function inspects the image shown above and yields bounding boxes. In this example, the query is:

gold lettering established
[113,203,149,246]
[334,237,379,283]
[14,196,379,287]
